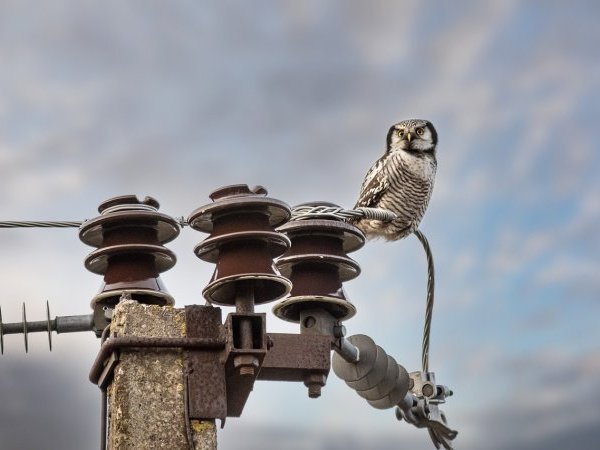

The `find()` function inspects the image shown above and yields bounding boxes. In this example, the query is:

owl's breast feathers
[353,153,436,240]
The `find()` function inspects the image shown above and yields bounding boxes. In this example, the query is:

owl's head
[386,119,437,155]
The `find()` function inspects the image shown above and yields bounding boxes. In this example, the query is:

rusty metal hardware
[89,334,227,388]
[257,333,331,382]
[184,305,228,421]
[221,312,267,417]
[80,195,180,316]
[87,302,332,423]
[182,305,333,419]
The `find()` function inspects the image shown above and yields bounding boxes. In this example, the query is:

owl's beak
[406,132,412,142]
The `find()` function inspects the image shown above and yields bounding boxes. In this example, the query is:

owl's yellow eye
[397,129,405,138]
[415,127,425,136]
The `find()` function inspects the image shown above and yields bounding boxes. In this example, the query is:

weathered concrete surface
[108,299,217,449]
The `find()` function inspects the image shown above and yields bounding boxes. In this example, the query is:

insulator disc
[272,295,356,323]
[276,254,361,281]
[189,198,291,233]
[79,211,180,247]
[195,231,290,263]
[277,219,365,253]
[346,345,389,391]
[84,244,176,274]
[203,274,291,306]
[366,363,410,410]
[356,355,399,401]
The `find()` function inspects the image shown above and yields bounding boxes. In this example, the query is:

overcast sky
[1,1,599,449]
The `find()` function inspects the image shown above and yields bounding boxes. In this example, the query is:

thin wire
[0,221,82,228]
[414,229,435,373]
[0,218,190,229]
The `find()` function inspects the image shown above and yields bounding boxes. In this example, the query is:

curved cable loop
[414,229,435,373]
[290,205,398,222]
[100,203,158,215]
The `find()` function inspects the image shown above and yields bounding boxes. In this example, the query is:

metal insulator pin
[0,301,96,354]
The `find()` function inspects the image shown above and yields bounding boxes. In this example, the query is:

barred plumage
[353,119,437,241]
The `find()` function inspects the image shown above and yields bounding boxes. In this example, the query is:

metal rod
[234,281,255,314]
[3,319,51,334]
[333,337,360,363]
[0,304,95,353]
[239,319,253,349]
[89,336,227,385]
[55,314,95,333]
[1,313,95,334]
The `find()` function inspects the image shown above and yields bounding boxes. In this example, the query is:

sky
[0,1,599,449]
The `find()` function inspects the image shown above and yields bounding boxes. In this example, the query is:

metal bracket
[184,305,228,421]
[223,312,268,417]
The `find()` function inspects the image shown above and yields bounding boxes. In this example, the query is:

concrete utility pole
[107,300,217,450]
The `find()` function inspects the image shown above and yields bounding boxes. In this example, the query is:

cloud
[470,348,600,448]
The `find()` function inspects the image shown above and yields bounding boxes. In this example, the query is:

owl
[353,119,438,241]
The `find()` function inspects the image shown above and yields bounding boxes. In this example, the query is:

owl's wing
[354,155,389,208]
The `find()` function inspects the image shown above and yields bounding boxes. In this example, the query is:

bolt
[233,354,259,377]
[307,383,322,398]
[303,316,316,329]
[304,373,326,399]
[422,382,435,398]
[239,366,255,377]
[103,307,114,321]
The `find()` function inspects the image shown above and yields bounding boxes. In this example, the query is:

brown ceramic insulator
[273,203,365,323]
[80,195,180,309]
[188,185,292,306]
